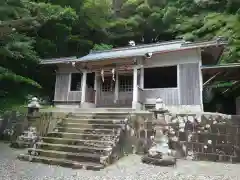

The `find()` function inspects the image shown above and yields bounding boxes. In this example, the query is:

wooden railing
[67,91,82,102]
[144,88,179,105]
[118,91,133,106]
[97,91,133,107]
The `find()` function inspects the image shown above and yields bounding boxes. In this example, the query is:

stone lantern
[155,97,165,110]
[151,97,168,119]
[27,97,41,116]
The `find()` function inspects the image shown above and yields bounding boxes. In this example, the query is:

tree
[107,0,240,62]
[0,0,78,110]
[1,0,240,110]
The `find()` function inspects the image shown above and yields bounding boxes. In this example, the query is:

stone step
[48,131,115,140]
[69,113,129,120]
[71,111,131,115]
[62,118,124,125]
[17,109,142,170]
[66,115,127,121]
[18,154,104,170]
[66,115,94,119]
[77,108,133,112]
[61,108,133,113]
[55,127,115,134]
[42,137,114,147]
[60,122,122,129]
[35,142,112,155]
[26,149,103,163]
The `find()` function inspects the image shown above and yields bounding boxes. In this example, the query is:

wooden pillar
[198,49,204,111]
[199,62,204,111]
[81,71,87,104]
[94,72,98,105]
[177,64,181,105]
[140,67,144,89]
[114,71,119,103]
[132,66,138,109]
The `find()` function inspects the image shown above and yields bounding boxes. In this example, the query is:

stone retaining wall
[125,113,154,154]
[0,111,67,142]
[2,109,240,163]
[152,112,240,163]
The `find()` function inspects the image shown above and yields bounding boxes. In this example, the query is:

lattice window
[101,77,114,92]
[119,75,133,92]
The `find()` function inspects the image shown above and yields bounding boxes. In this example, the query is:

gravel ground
[0,142,240,180]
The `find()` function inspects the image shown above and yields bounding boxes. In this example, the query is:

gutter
[201,63,240,69]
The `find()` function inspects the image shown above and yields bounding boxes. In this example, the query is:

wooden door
[98,76,115,107]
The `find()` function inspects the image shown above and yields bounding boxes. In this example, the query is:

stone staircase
[18,110,133,170]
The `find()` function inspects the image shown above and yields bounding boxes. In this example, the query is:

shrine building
[41,39,226,112]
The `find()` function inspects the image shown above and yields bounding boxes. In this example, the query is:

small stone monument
[11,126,39,148]
[142,129,176,166]
[149,131,169,155]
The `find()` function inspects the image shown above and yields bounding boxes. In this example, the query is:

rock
[141,155,176,166]
[11,126,39,149]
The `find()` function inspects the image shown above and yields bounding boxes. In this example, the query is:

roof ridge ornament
[215,36,226,44]
[71,61,75,67]
[129,40,135,46]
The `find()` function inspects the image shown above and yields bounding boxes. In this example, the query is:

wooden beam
[222,81,239,94]
[203,72,222,87]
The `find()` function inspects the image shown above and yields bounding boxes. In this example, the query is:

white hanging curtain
[101,69,104,82]
[112,68,115,81]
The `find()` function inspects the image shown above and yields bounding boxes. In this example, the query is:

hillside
[0,0,239,110]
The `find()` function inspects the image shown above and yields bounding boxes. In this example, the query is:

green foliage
[0,67,40,87]
[92,44,113,51]
[175,13,240,63]
[107,0,240,61]
[0,0,40,105]
[1,0,240,111]
[82,0,112,28]
[0,0,77,110]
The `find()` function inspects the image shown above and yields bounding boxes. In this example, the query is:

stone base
[166,105,202,113]
[142,155,176,166]
[132,102,143,110]
[18,154,104,171]
[144,104,202,113]
[80,102,96,108]
[55,104,80,109]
